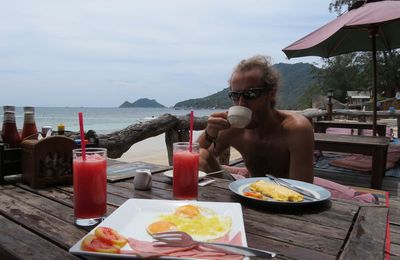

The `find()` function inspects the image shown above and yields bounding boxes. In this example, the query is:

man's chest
[232,134,290,166]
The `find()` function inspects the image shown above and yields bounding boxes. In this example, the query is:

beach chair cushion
[329,143,400,172]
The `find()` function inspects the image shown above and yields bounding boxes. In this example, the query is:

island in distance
[119,98,166,108]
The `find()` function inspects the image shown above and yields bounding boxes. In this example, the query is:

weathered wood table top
[0,161,388,260]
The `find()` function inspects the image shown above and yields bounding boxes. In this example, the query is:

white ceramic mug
[134,169,152,190]
[228,106,252,128]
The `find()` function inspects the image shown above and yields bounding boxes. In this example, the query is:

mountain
[274,62,317,109]
[174,62,317,109]
[174,88,231,109]
[119,98,166,108]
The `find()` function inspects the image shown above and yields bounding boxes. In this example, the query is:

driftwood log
[98,113,209,162]
[63,113,211,164]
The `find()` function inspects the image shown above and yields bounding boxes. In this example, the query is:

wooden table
[0,162,388,260]
[314,120,387,137]
[314,133,390,189]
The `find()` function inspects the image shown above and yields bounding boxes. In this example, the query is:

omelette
[249,180,304,202]
[146,205,232,242]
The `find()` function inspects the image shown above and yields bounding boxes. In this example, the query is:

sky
[0,0,338,108]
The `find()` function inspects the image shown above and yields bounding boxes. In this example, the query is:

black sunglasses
[228,88,267,101]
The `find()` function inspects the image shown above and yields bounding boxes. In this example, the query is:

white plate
[229,177,331,205]
[69,198,247,259]
[163,170,207,180]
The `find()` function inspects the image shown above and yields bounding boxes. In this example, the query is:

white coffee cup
[134,169,152,190]
[228,106,252,128]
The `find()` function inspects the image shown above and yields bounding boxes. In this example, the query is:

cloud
[0,0,336,107]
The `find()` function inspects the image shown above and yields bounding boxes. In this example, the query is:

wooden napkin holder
[21,136,77,189]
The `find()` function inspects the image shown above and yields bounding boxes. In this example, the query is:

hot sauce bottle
[21,106,38,141]
[1,105,21,148]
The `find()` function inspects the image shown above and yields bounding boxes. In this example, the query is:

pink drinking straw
[78,112,87,160]
[189,111,194,152]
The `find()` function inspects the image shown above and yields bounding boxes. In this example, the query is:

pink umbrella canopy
[283,0,400,58]
[282,0,400,136]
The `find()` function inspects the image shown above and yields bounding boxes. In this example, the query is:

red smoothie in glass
[173,150,199,200]
[73,155,107,219]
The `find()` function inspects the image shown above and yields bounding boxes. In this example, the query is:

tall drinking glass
[73,148,107,226]
[173,142,199,200]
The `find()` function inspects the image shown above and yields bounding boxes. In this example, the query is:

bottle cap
[3,106,15,112]
[23,106,35,112]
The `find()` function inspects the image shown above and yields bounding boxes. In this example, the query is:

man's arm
[198,111,231,172]
[286,117,314,183]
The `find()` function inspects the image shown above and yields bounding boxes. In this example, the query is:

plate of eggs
[69,198,247,259]
[114,199,245,243]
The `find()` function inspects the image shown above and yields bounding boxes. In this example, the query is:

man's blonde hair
[230,55,281,91]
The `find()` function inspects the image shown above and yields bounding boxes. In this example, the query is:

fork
[152,231,276,258]
[265,174,318,201]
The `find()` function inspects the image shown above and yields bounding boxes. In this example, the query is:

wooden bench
[314,133,390,189]
[314,120,387,137]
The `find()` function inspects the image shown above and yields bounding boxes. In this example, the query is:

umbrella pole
[371,29,378,136]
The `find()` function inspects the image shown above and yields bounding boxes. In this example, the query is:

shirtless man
[198,55,314,183]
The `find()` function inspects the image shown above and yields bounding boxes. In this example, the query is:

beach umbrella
[282,0,400,136]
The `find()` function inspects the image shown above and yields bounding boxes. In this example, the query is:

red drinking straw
[78,112,87,160]
[189,111,194,152]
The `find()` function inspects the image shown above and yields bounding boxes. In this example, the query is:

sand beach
[118,131,242,166]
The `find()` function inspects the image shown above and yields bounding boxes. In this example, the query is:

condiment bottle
[21,106,38,140]
[57,123,65,135]
[1,105,21,148]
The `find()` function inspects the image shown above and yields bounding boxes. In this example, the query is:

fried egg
[146,220,177,234]
[174,204,200,218]
[147,204,232,242]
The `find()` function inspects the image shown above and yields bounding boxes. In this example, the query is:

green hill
[274,62,317,109]
[174,88,231,109]
[119,98,165,108]
[174,62,317,109]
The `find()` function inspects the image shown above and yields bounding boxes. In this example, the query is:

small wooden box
[21,136,77,189]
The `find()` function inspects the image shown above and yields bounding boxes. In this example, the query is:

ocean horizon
[1,107,223,135]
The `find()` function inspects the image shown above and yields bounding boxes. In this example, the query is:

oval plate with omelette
[229,177,331,205]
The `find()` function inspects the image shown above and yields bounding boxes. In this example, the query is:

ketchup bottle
[1,105,21,148]
[21,106,38,141]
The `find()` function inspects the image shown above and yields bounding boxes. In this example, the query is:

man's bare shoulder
[279,110,313,132]
[279,111,314,153]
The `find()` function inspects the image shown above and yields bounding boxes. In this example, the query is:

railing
[62,108,399,165]
[332,109,400,131]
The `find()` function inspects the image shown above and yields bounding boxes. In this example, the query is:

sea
[1,107,224,134]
